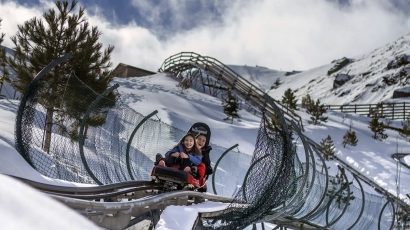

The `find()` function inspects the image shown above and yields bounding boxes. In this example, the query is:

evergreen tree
[0,19,8,94]
[307,99,328,125]
[7,0,115,153]
[368,108,387,140]
[281,88,297,110]
[223,89,239,123]
[327,167,354,208]
[301,93,314,110]
[342,129,358,148]
[319,135,335,160]
[267,112,282,132]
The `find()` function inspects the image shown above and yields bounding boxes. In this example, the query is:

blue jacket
[165,144,203,166]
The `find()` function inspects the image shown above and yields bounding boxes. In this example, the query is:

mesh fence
[202,113,297,229]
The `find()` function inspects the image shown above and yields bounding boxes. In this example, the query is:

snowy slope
[268,32,410,104]
[0,174,100,230]
[228,64,288,92]
[115,74,261,155]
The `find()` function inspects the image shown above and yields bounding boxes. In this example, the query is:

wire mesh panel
[127,118,181,180]
[15,55,96,183]
[210,145,252,197]
[80,104,147,183]
[203,113,297,229]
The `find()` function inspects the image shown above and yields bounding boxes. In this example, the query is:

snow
[155,202,228,230]
[0,174,100,230]
[1,33,410,229]
[116,75,260,155]
[405,155,410,166]
[395,86,410,93]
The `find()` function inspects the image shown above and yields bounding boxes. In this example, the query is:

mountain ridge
[228,32,410,105]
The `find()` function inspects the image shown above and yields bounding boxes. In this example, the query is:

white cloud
[1,0,410,71]
[0,1,43,47]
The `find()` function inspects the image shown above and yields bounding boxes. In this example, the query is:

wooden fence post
[368,104,371,117]
[392,103,395,120]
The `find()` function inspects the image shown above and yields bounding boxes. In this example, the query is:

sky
[1,0,410,72]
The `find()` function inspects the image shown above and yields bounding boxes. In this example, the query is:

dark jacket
[202,145,213,176]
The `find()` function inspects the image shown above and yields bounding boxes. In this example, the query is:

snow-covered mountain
[227,65,289,92]
[233,33,410,105]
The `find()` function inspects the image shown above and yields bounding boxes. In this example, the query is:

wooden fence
[326,102,410,120]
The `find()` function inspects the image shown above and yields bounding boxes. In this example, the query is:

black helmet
[188,122,211,147]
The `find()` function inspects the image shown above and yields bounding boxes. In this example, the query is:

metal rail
[13,176,143,193]
[51,190,233,230]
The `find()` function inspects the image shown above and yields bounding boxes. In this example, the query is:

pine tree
[307,99,328,125]
[301,93,314,110]
[0,19,8,94]
[7,1,115,153]
[267,112,282,132]
[342,129,358,148]
[320,135,335,160]
[368,108,387,140]
[281,88,297,110]
[223,89,239,123]
[327,167,354,208]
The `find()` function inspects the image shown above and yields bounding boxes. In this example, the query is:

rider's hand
[171,152,180,157]
[180,152,189,158]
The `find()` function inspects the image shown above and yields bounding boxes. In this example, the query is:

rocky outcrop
[327,57,351,75]
[392,86,410,98]
[333,73,353,89]
[386,54,410,69]
[285,70,301,76]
